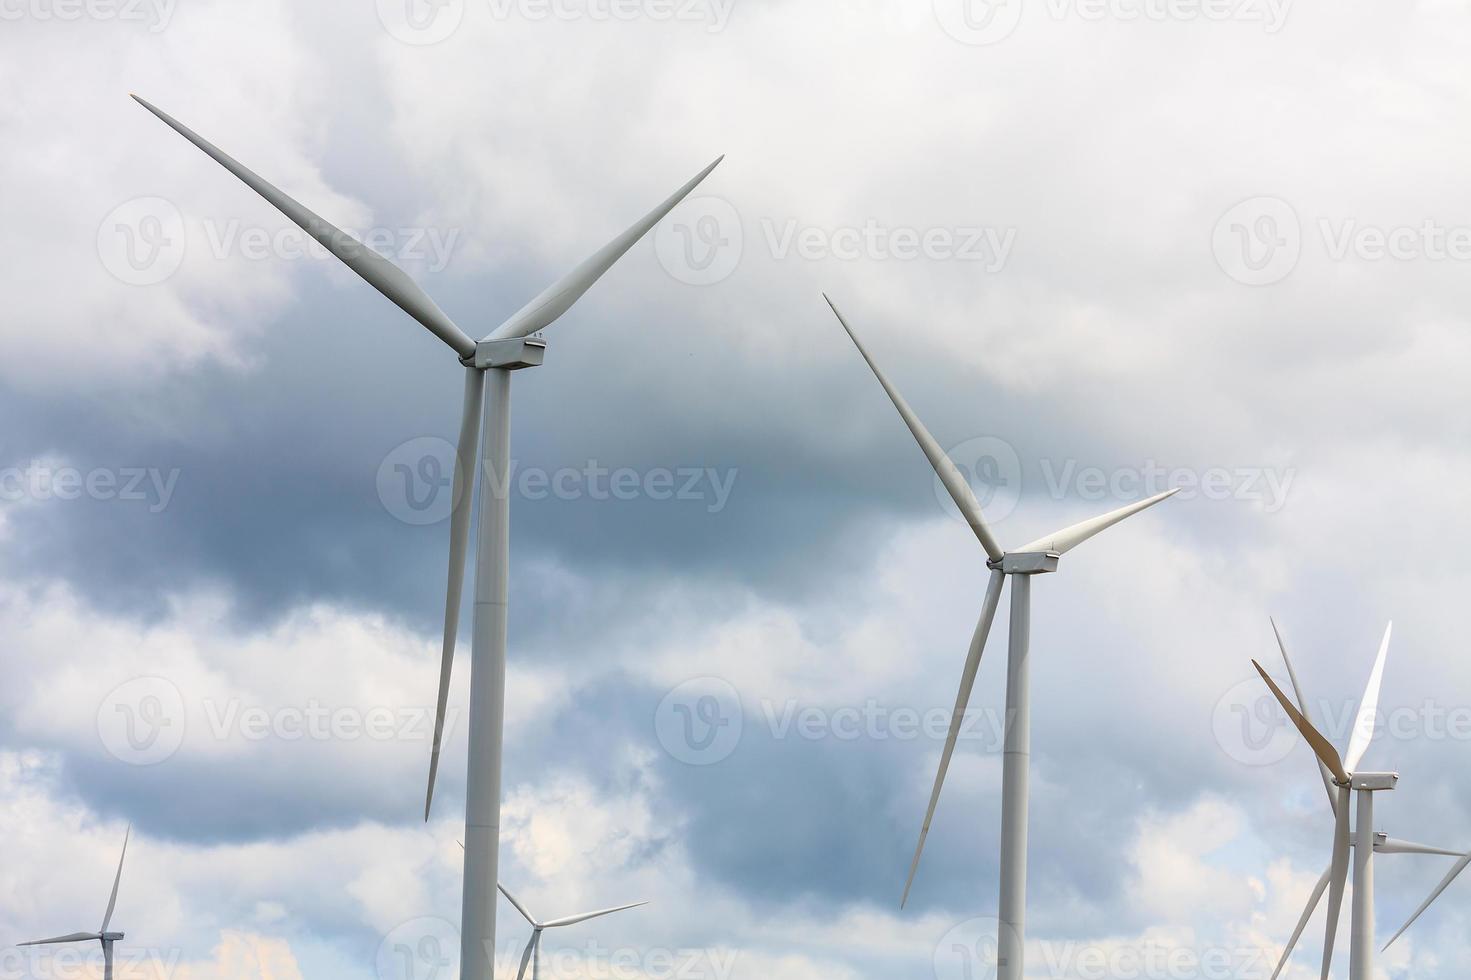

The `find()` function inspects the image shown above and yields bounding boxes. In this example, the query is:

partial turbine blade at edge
[425,367,486,821]
[1321,786,1351,980]
[131,95,477,359]
[543,901,648,929]
[1011,488,1179,556]
[1252,661,1350,784]
[1344,622,1392,773]
[1270,865,1331,980]
[824,295,1004,561]
[487,156,724,341]
[901,569,1007,908]
[100,824,130,933]
[1383,852,1471,951]
[19,933,102,946]
[1271,618,1337,817]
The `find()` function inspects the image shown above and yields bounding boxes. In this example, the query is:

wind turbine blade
[1322,787,1351,980]
[514,931,538,980]
[542,901,648,928]
[1376,838,1464,857]
[425,367,485,821]
[132,95,477,359]
[498,882,539,927]
[18,933,102,946]
[1343,622,1392,773]
[1252,661,1349,784]
[1383,852,1471,951]
[1011,488,1179,556]
[824,295,1004,561]
[1271,618,1337,817]
[901,569,1007,908]
[1270,865,1331,980]
[487,156,724,341]
[100,825,129,933]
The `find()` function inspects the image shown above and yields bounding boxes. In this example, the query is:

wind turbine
[20,826,129,980]
[822,297,1177,980]
[1255,620,1469,980]
[134,94,720,980]
[500,882,646,980]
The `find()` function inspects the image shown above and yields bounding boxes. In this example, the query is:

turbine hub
[102,932,124,941]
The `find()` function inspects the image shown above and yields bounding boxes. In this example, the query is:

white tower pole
[997,573,1032,980]
[1350,789,1376,980]
[462,368,513,980]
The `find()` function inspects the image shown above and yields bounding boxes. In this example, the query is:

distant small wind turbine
[500,882,646,980]
[1256,620,1469,980]
[823,296,1177,980]
[135,94,719,980]
[20,826,130,980]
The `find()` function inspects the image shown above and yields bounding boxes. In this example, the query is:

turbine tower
[20,827,129,980]
[1255,620,1470,980]
[499,882,646,980]
[135,95,720,980]
[823,297,1177,980]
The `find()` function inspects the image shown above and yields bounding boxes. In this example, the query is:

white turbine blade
[1253,661,1350,784]
[19,933,102,946]
[1271,618,1337,816]
[1344,622,1392,773]
[132,95,477,359]
[514,930,539,980]
[542,901,647,929]
[1383,852,1471,951]
[824,295,1005,561]
[100,825,129,933]
[425,367,485,821]
[1376,838,1464,857]
[1322,788,1351,980]
[1011,488,1179,556]
[1270,865,1331,980]
[487,156,724,341]
[901,569,1007,908]
[498,882,539,928]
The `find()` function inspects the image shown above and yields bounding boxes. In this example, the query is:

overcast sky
[4,0,1471,977]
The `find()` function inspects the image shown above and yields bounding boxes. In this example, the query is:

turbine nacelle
[467,336,548,371]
